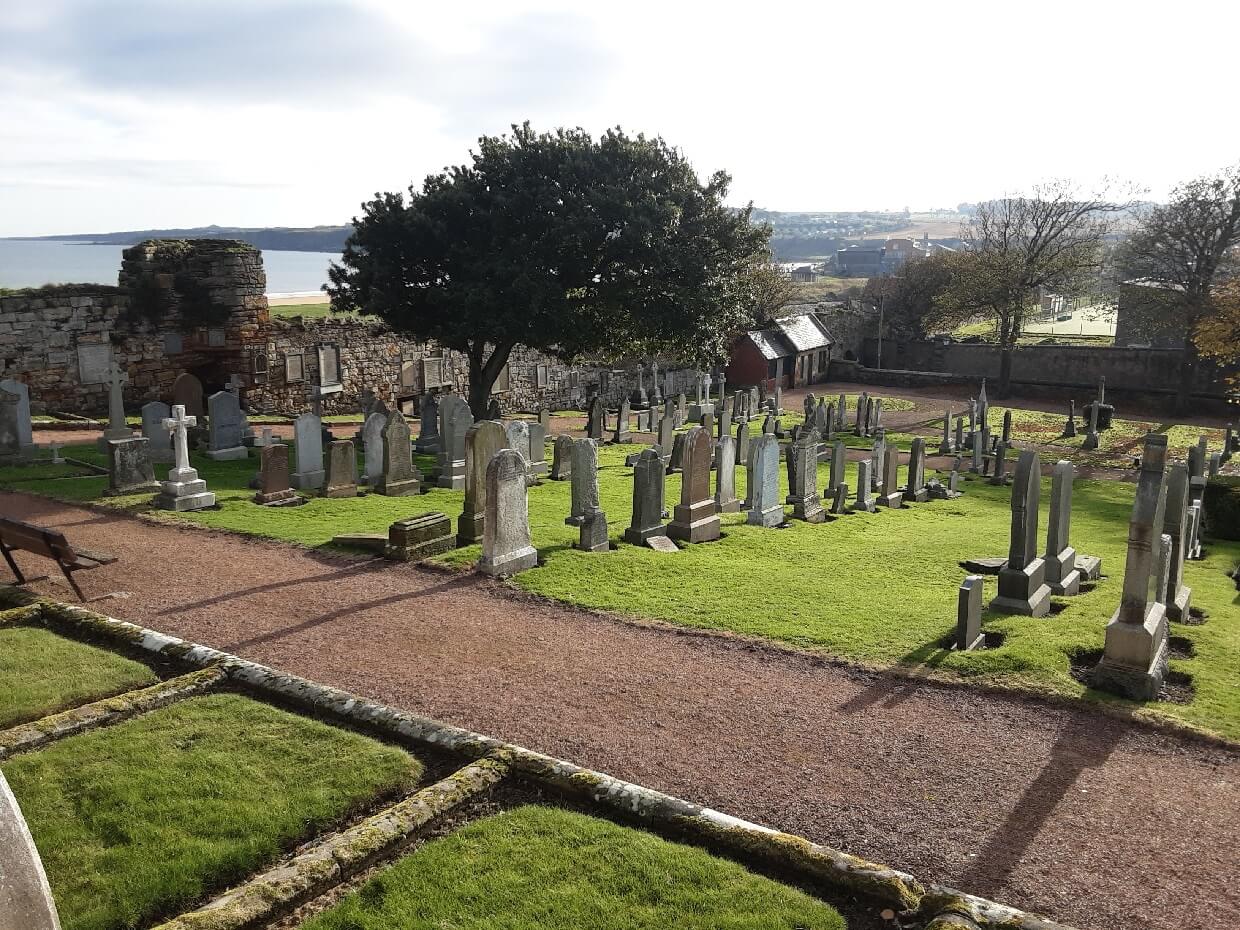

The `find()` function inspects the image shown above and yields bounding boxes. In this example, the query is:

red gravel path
[3,491,1237,930]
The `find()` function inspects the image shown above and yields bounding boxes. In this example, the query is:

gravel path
[3,491,1237,930]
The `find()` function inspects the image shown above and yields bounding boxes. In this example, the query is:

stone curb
[150,756,510,930]
[0,666,227,760]
[33,599,1081,930]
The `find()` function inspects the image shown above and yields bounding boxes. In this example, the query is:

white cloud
[1,0,1238,236]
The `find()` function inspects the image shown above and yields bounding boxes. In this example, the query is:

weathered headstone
[1043,460,1082,596]
[386,512,455,561]
[1081,399,1100,451]
[565,437,601,527]
[938,407,954,455]
[854,460,876,512]
[0,770,62,930]
[989,443,1009,486]
[436,395,473,489]
[549,433,574,480]
[206,390,248,460]
[668,427,721,542]
[624,447,668,545]
[828,440,846,497]
[1001,409,1012,445]
[990,450,1052,617]
[745,433,784,527]
[734,420,749,475]
[1208,451,1222,478]
[871,430,886,492]
[506,419,532,467]
[139,401,173,463]
[676,392,687,428]
[718,394,734,441]
[903,438,928,503]
[414,392,441,453]
[878,442,902,508]
[538,407,551,434]
[714,434,740,513]
[773,385,782,416]
[459,420,509,544]
[668,431,688,474]
[0,379,36,458]
[1063,399,1077,438]
[486,397,502,421]
[361,412,386,484]
[478,449,538,576]
[872,398,883,432]
[376,411,422,496]
[587,396,606,440]
[291,413,325,490]
[1091,434,1171,700]
[106,437,159,496]
[788,432,825,523]
[1162,464,1193,621]
[854,391,867,435]
[953,415,964,453]
[970,432,983,473]
[613,398,631,444]
[956,576,985,651]
[322,440,358,498]
[97,362,134,451]
[822,401,835,441]
[155,405,216,511]
[170,372,205,419]
[526,421,548,479]
[254,443,298,504]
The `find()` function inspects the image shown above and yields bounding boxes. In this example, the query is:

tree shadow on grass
[954,721,1124,898]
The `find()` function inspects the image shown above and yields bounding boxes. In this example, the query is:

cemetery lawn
[4,692,421,930]
[300,804,845,930]
[4,437,1240,740]
[0,625,157,728]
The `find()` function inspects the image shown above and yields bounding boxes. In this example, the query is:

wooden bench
[0,516,115,602]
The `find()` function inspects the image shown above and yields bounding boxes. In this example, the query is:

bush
[1203,476,1240,541]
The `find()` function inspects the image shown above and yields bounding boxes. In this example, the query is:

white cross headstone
[163,405,197,477]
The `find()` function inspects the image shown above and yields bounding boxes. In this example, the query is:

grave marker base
[206,446,249,461]
[1092,605,1169,700]
[990,561,1052,617]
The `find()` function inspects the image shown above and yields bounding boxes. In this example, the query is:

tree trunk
[464,342,515,420]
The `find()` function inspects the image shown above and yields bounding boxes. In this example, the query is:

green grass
[269,302,333,319]
[4,693,421,930]
[301,805,845,930]
[5,432,1239,740]
[0,626,157,728]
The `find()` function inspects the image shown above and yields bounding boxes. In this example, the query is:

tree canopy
[326,124,773,416]
[862,252,961,340]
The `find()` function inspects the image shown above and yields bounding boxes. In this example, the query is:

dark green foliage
[1203,475,1240,541]
[328,123,773,417]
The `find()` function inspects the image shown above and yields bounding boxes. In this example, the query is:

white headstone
[0,771,61,930]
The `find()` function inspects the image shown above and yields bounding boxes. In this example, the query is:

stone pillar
[745,434,784,527]
[458,420,508,544]
[478,449,538,576]
[991,450,1052,617]
[667,427,721,542]
[1043,460,1081,595]
[1163,464,1192,620]
[1091,434,1171,700]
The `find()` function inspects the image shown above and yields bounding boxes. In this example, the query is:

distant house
[835,235,954,277]
[727,307,834,389]
[776,262,822,283]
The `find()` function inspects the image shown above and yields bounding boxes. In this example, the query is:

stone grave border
[0,595,1085,930]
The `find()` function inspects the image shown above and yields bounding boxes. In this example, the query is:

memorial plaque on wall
[400,359,417,389]
[162,332,183,354]
[77,342,112,384]
[421,356,444,390]
[207,328,226,348]
[285,352,305,383]
[536,364,548,388]
[491,363,510,394]
[318,344,341,386]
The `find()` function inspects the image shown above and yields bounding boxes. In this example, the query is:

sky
[1,0,1238,236]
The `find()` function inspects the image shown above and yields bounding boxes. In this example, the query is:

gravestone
[106,437,159,495]
[586,396,606,441]
[788,433,825,523]
[953,415,964,453]
[254,443,297,504]
[322,440,359,498]
[1187,501,1203,560]
[872,399,883,432]
[668,431,688,473]
[139,402,173,463]
[878,442,902,508]
[612,398,631,444]
[1001,409,1012,444]
[0,379,36,458]
[970,432,983,473]
[361,412,387,484]
[478,449,538,576]
[1081,400,1100,451]
[1043,460,1082,596]
[170,372,205,419]
[803,393,817,426]
[155,405,216,511]
[386,512,455,561]
[990,450,1052,617]
[1092,434,1171,700]
[1162,464,1193,621]
[854,460,876,512]
[989,443,1009,486]
[415,392,441,453]
[506,419,532,467]
[667,427,721,542]
[459,420,509,544]
[938,407,954,455]
[0,394,19,460]
[676,392,688,428]
[746,433,784,527]
[436,395,473,489]
[291,413,325,490]
[0,770,62,930]
[714,435,740,513]
[658,411,675,464]
[871,430,886,492]
[854,392,867,435]
[1063,399,1077,438]
[773,385,782,415]
[376,412,422,496]
[828,440,846,497]
[836,393,846,431]
[565,437,601,527]
[1186,442,1206,503]
[1208,452,1221,478]
[550,433,574,481]
[526,421,549,479]
[822,401,834,441]
[97,362,134,451]
[903,438,928,503]
[624,448,668,545]
[206,390,248,460]
[956,576,985,651]
[735,420,749,474]
[718,394,734,441]
[486,398,502,420]
[701,408,715,438]
[538,407,551,434]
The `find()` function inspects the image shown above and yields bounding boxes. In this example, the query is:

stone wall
[812,301,879,360]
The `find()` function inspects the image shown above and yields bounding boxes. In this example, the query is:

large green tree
[861,251,961,340]
[1117,163,1240,411]
[327,124,773,416]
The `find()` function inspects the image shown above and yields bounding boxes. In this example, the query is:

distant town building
[835,234,953,277]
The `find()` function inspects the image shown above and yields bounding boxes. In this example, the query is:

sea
[0,239,336,298]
